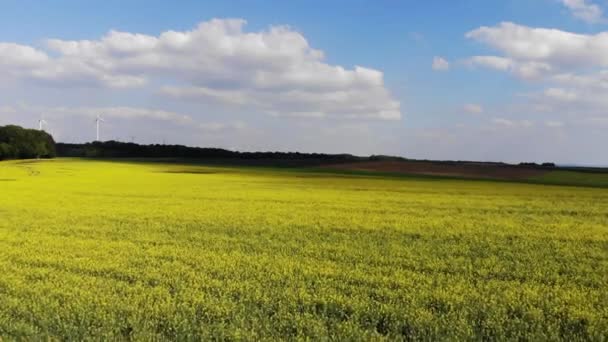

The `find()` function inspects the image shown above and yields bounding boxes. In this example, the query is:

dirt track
[321,161,548,180]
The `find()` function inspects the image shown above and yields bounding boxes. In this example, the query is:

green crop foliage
[531,170,608,188]
[0,159,607,340]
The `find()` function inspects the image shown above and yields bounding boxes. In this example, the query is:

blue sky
[1,0,607,165]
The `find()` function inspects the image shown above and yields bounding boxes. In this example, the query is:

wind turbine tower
[96,115,105,141]
[38,118,47,131]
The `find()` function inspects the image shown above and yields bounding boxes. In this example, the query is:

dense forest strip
[0,125,56,160]
[56,141,378,166]
[55,141,564,169]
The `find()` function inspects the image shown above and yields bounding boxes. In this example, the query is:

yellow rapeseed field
[0,158,607,340]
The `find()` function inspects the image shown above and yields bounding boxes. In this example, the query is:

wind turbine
[96,115,105,141]
[38,118,47,131]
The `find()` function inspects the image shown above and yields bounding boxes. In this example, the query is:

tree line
[56,141,376,167]
[0,127,565,171]
[0,125,57,160]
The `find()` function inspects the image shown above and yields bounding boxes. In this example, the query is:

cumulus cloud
[465,21,608,123]
[199,121,247,133]
[0,103,253,144]
[561,0,604,23]
[0,43,48,69]
[466,22,608,71]
[582,117,608,126]
[467,56,552,80]
[161,80,401,120]
[492,118,534,128]
[0,19,400,120]
[409,32,425,43]
[468,56,513,71]
[1,104,194,124]
[551,71,608,89]
[432,56,449,71]
[0,105,17,114]
[535,86,608,114]
[546,120,565,128]
[464,103,484,114]
[543,88,578,102]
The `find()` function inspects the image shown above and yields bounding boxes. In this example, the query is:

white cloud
[543,88,578,101]
[0,43,48,69]
[161,81,401,120]
[0,19,400,121]
[492,118,515,127]
[551,71,608,89]
[468,56,513,71]
[95,107,194,124]
[85,107,189,123]
[432,56,449,71]
[464,103,484,114]
[466,22,608,71]
[466,21,608,123]
[409,32,425,43]
[2,104,194,125]
[0,106,17,114]
[466,56,552,79]
[561,0,604,24]
[546,120,565,127]
[0,103,254,144]
[536,86,608,114]
[492,118,534,128]
[582,117,608,125]
[199,121,247,133]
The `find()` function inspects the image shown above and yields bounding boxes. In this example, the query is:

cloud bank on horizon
[0,1,607,165]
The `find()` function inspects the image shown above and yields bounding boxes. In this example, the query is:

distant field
[320,160,546,180]
[530,170,608,188]
[0,158,607,340]
[320,160,608,188]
